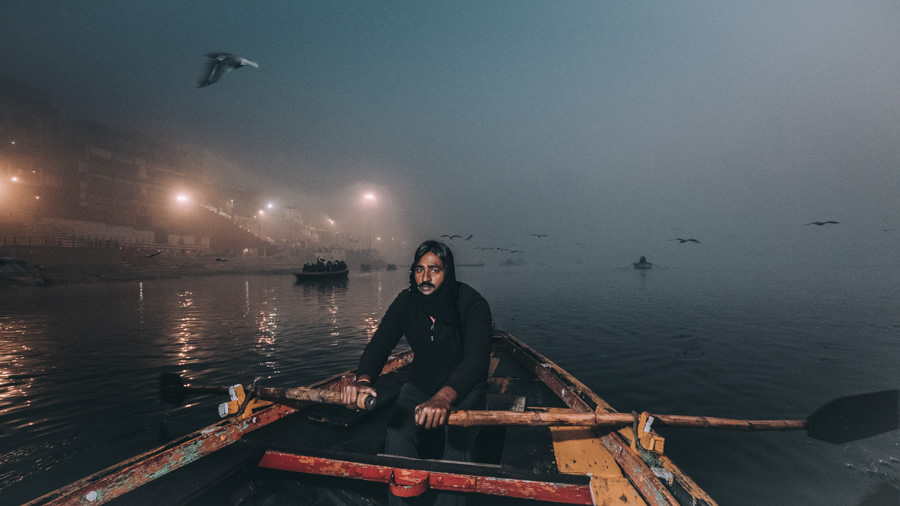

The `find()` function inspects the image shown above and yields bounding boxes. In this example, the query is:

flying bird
[440,234,462,239]
[464,234,473,240]
[670,238,701,243]
[531,234,547,238]
[805,221,840,226]
[198,52,258,88]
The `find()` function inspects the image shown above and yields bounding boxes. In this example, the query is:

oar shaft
[448,410,807,431]
[448,410,631,427]
[256,386,342,404]
[652,414,806,431]
[255,386,375,410]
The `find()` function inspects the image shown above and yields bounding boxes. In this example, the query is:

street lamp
[361,193,376,249]
[174,193,191,246]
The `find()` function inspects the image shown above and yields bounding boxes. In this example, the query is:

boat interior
[85,330,712,506]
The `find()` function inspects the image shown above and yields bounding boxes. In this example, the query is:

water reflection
[0,318,33,410]
[173,290,196,371]
[137,282,144,326]
[294,279,350,346]
[1,268,898,505]
[254,286,280,375]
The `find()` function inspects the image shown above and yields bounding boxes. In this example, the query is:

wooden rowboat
[293,268,350,282]
[28,329,717,505]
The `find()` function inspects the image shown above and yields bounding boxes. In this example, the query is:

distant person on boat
[301,258,347,272]
[342,240,493,505]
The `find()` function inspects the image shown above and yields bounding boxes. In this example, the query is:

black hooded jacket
[355,282,492,401]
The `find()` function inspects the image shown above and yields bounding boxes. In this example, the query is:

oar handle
[448,410,807,431]
[255,386,377,410]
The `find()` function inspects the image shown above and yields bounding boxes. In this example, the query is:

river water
[1,265,898,505]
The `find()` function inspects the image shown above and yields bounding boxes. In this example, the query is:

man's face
[414,251,445,295]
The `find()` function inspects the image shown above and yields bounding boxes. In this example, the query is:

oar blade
[159,372,188,406]
[807,390,899,444]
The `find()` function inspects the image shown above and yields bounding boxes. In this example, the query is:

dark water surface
[1,265,899,505]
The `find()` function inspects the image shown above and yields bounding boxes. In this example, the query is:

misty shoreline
[1,246,382,287]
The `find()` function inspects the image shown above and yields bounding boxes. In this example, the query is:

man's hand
[341,374,376,410]
[415,386,458,429]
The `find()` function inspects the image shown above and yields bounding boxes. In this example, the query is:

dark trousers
[385,382,487,506]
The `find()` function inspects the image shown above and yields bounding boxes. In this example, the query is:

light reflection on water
[0,266,898,505]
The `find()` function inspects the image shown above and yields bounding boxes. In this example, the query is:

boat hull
[27,330,715,506]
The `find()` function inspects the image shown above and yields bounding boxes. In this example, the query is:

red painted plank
[258,450,593,504]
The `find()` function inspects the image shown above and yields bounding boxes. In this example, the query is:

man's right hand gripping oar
[342,374,377,411]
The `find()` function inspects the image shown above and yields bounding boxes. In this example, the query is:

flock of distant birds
[136,218,882,263]
[436,233,555,255]
[430,220,862,258]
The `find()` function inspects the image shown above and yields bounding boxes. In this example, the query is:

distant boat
[633,256,652,270]
[293,268,349,282]
[0,257,52,286]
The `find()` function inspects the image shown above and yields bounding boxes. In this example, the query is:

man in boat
[342,239,493,504]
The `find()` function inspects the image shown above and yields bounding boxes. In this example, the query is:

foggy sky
[2,1,898,267]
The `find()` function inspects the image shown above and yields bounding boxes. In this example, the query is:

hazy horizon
[2,1,898,268]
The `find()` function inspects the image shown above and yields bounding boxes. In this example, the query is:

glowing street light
[360,192,377,249]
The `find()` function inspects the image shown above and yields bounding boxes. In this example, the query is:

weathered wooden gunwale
[26,329,716,506]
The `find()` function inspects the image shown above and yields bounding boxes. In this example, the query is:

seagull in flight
[531,234,547,238]
[198,52,258,88]
[464,234,473,240]
[670,238,701,243]
[804,221,840,226]
[440,234,462,240]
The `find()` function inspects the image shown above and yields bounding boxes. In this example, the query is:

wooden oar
[449,390,898,444]
[159,373,377,410]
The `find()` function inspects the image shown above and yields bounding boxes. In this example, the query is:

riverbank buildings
[1,75,335,257]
